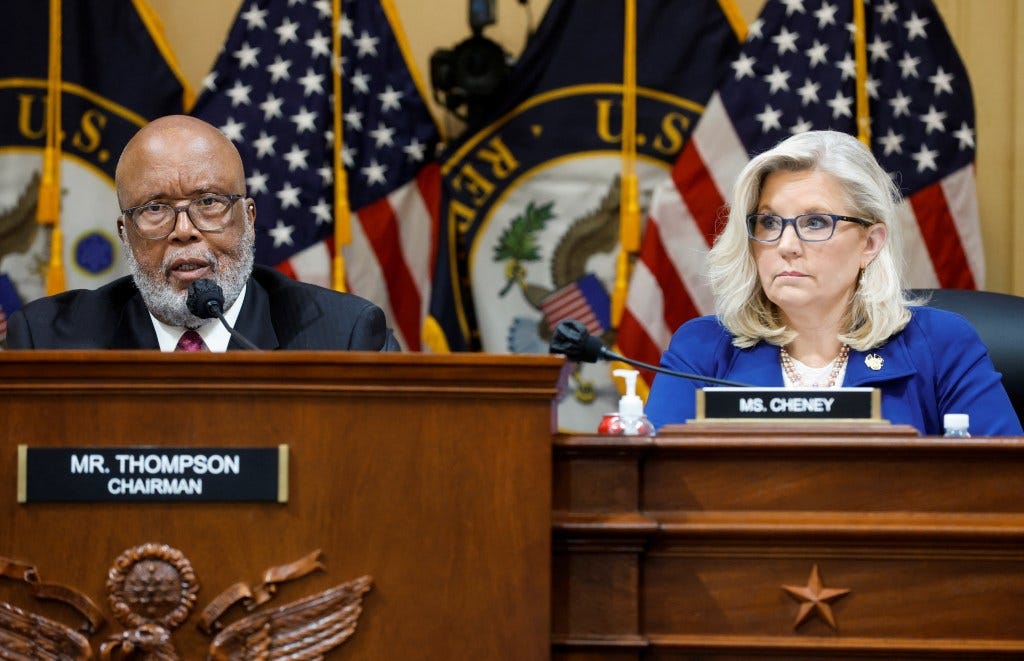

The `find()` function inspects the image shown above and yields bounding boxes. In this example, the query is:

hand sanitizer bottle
[597,369,656,436]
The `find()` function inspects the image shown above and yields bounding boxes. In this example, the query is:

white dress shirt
[151,284,247,352]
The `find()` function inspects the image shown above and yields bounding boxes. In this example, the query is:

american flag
[191,0,440,350]
[618,0,981,375]
[540,274,611,336]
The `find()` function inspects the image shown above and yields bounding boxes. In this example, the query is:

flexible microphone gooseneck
[185,279,260,350]
[549,319,751,388]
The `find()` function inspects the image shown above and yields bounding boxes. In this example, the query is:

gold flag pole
[40,0,65,295]
[852,0,870,145]
[331,0,350,292]
[606,0,641,395]
[612,0,639,330]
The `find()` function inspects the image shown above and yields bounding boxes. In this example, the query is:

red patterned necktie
[175,329,208,352]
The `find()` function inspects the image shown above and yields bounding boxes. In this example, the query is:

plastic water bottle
[942,413,971,437]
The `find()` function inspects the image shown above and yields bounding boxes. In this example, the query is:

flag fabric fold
[191,0,440,350]
[618,0,982,378]
[432,0,743,430]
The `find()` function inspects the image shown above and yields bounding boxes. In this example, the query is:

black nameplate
[17,446,289,503]
[696,387,880,421]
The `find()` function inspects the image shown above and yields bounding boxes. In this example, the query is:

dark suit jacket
[5,265,398,351]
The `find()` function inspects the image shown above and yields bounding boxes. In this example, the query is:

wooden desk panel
[1,351,561,660]
[553,423,1024,659]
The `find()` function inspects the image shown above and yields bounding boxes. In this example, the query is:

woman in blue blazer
[645,131,1021,437]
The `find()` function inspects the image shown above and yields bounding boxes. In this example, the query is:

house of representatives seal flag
[433,0,743,431]
[619,0,982,378]
[0,1,189,308]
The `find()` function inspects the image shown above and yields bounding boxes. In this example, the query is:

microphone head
[549,319,606,363]
[186,279,225,319]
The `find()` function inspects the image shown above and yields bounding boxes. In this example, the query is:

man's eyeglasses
[746,212,872,243]
[121,194,244,240]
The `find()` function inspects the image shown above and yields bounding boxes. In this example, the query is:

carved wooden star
[781,564,850,630]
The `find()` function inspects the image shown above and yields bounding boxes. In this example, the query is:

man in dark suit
[6,115,396,351]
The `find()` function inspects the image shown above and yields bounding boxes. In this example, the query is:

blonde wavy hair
[706,130,918,350]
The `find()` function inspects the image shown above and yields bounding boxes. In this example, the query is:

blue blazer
[645,307,1022,437]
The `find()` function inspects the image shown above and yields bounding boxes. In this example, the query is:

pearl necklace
[779,344,850,388]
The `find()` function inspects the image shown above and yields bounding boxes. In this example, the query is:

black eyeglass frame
[121,193,245,240]
[745,212,873,243]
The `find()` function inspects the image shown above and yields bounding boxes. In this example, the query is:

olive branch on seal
[493,200,555,296]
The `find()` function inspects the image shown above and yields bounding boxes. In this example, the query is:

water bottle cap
[943,413,969,430]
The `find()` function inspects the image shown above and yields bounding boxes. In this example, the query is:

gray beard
[123,225,255,328]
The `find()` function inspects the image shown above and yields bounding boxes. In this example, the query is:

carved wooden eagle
[0,600,92,660]
[1,576,372,660]
[207,575,372,660]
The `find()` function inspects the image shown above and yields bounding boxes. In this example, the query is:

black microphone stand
[597,345,749,388]
[549,318,750,388]
[186,279,260,350]
[205,302,260,351]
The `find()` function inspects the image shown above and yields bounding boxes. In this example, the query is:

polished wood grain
[553,422,1024,659]
[0,351,562,659]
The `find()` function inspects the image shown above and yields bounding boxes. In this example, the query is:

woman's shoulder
[666,315,738,356]
[907,305,975,330]
[903,305,981,343]
[673,315,730,340]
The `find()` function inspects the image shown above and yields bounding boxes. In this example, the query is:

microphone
[186,279,260,350]
[549,319,750,388]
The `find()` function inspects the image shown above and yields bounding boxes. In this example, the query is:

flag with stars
[618,0,982,377]
[191,0,440,350]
